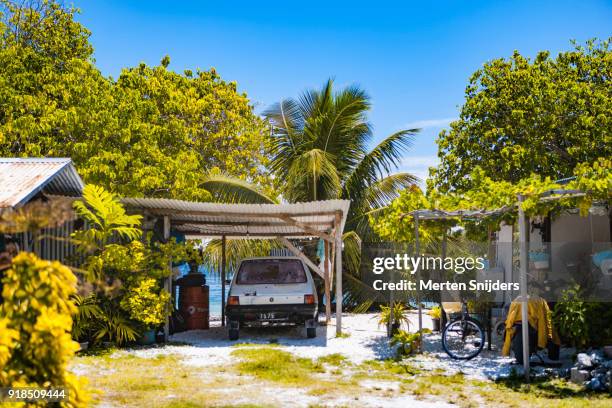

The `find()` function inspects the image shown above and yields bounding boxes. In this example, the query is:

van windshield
[236,259,307,284]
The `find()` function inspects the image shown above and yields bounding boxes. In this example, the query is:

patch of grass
[230,347,362,397]
[73,353,237,408]
[352,357,612,408]
[231,347,324,385]
[317,353,349,366]
[356,359,422,377]
[427,373,466,386]
[335,332,351,338]
[477,376,612,408]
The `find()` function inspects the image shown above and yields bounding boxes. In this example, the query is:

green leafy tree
[0,0,109,158]
[370,185,441,244]
[374,161,611,250]
[434,39,611,192]
[0,0,274,202]
[80,61,273,200]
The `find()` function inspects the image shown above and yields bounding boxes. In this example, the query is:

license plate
[258,313,276,320]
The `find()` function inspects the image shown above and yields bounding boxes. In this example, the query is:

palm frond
[95,307,139,345]
[325,84,371,153]
[346,173,418,238]
[73,184,142,242]
[201,239,284,278]
[342,272,385,313]
[263,98,304,179]
[344,129,418,200]
[73,294,103,319]
[342,231,362,275]
[201,173,277,204]
[363,173,419,210]
[71,294,103,341]
[286,149,341,201]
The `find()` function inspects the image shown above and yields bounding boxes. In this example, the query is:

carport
[120,198,350,339]
[407,187,588,381]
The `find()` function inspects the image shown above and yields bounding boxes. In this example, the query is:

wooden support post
[518,195,530,381]
[279,237,324,278]
[277,215,334,243]
[163,216,171,342]
[335,212,343,336]
[415,215,423,352]
[324,240,331,324]
[221,235,227,327]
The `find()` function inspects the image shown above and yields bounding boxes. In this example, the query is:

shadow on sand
[169,318,329,348]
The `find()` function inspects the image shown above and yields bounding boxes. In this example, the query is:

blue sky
[74,1,611,182]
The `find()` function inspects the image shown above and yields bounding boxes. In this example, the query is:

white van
[225,257,319,340]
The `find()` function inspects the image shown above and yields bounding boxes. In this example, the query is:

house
[494,203,611,304]
[0,157,84,259]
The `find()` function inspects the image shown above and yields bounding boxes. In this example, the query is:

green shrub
[70,184,201,345]
[553,285,591,349]
[93,302,139,345]
[120,278,170,330]
[71,294,103,342]
[0,253,89,407]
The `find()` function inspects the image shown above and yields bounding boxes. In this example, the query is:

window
[236,259,307,284]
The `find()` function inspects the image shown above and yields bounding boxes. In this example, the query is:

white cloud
[404,117,457,130]
[400,155,439,167]
[397,155,440,187]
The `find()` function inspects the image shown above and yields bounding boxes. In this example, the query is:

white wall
[496,223,514,304]
[550,211,611,278]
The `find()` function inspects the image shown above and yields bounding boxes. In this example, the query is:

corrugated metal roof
[0,158,84,208]
[121,197,351,239]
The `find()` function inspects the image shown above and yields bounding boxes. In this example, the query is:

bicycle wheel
[442,317,485,360]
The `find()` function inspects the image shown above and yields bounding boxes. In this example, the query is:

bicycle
[441,300,485,360]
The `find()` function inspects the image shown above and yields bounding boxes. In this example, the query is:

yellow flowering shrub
[0,318,18,384]
[120,278,170,330]
[0,253,89,407]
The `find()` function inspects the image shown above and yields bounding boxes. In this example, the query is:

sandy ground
[77,311,574,407]
[127,311,520,380]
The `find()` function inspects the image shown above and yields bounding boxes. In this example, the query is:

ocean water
[206,272,230,318]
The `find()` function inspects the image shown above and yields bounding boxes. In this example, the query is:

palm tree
[263,78,419,237]
[263,79,420,310]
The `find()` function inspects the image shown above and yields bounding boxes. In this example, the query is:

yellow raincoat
[501,296,559,356]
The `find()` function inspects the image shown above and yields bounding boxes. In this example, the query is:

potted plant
[391,328,432,357]
[120,278,170,345]
[429,306,442,332]
[379,302,410,337]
